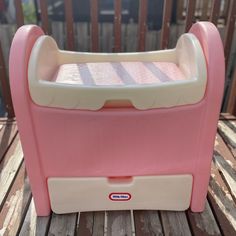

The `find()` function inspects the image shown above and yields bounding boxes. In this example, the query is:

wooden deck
[0,114,236,236]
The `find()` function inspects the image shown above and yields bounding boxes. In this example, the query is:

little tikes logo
[109,193,131,201]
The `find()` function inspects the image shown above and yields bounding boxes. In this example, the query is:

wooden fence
[0,0,236,118]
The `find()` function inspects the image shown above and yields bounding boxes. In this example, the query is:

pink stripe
[121,62,161,84]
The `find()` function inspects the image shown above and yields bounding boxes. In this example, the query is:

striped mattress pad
[53,61,187,86]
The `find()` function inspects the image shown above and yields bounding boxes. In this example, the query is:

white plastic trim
[48,175,193,214]
[28,33,207,110]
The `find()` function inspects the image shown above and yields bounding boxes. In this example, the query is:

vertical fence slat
[0,43,14,118]
[224,0,236,67]
[64,0,75,50]
[160,0,173,49]
[200,0,209,21]
[222,0,230,23]
[210,0,221,25]
[138,0,148,51]
[185,0,196,32]
[90,0,99,52]
[227,67,236,115]
[14,0,24,28]
[39,0,50,34]
[114,0,122,52]
[177,0,185,20]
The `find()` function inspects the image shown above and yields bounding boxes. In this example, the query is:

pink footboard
[9,22,225,216]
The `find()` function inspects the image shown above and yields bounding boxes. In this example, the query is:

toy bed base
[9,22,224,216]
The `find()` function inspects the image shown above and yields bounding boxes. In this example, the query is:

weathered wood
[218,121,236,148]
[90,0,99,52]
[220,113,236,121]
[0,164,32,236]
[134,210,163,236]
[77,212,104,236]
[105,211,133,236]
[177,0,185,20]
[210,0,221,25]
[14,0,24,28]
[138,0,148,51]
[200,0,210,21]
[223,0,236,67]
[227,120,236,132]
[39,0,50,35]
[187,200,221,235]
[185,0,197,32]
[51,21,65,49]
[227,67,236,116]
[126,19,138,52]
[0,42,15,118]
[77,212,93,235]
[18,199,51,236]
[214,133,236,170]
[114,0,122,52]
[0,135,23,210]
[48,213,77,236]
[208,163,236,235]
[160,211,192,236]
[101,23,113,52]
[75,23,90,51]
[160,0,173,49]
[64,0,75,50]
[0,123,18,162]
[214,153,236,202]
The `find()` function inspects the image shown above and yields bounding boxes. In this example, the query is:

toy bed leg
[9,25,51,216]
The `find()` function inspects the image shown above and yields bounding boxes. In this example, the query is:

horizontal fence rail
[0,0,236,118]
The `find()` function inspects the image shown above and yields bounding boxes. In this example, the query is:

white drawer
[48,175,192,214]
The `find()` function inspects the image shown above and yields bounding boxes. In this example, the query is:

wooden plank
[76,23,90,52]
[64,0,75,50]
[48,213,77,236]
[101,23,113,52]
[187,200,221,235]
[160,211,192,236]
[200,0,210,21]
[220,113,236,120]
[51,21,65,49]
[218,121,236,148]
[223,0,236,67]
[214,153,236,202]
[227,120,236,132]
[208,164,236,235]
[215,133,236,170]
[0,163,32,236]
[14,0,24,28]
[39,0,50,34]
[227,67,236,116]
[0,123,18,162]
[138,0,148,51]
[0,42,15,118]
[177,0,185,20]
[114,0,122,52]
[18,199,51,236]
[77,212,104,236]
[133,210,163,236]
[126,20,138,52]
[222,0,230,23]
[105,211,133,236]
[185,0,197,32]
[160,0,173,49]
[210,0,221,25]
[0,135,23,210]
[90,0,99,52]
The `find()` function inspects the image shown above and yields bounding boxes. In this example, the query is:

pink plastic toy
[9,22,224,216]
